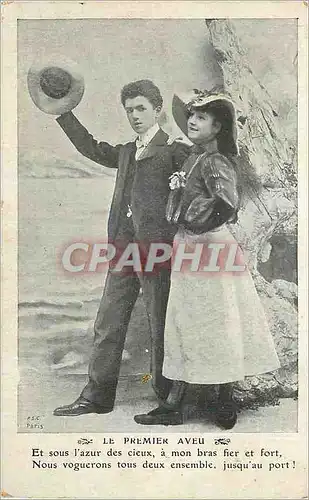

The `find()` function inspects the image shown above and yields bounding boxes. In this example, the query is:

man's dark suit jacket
[57,112,190,243]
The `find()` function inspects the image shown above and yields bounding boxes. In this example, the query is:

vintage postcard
[1,1,308,498]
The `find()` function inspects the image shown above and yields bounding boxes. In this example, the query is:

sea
[18,178,150,378]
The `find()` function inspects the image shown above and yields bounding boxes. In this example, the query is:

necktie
[135,138,145,160]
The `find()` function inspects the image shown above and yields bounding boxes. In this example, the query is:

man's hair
[121,80,163,110]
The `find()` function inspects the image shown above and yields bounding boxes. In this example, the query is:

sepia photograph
[17,17,299,434]
[1,2,308,499]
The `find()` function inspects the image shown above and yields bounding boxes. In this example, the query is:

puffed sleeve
[201,153,238,210]
[184,153,238,233]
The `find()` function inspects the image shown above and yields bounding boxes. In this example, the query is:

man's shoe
[134,406,183,426]
[53,397,113,416]
[215,401,237,430]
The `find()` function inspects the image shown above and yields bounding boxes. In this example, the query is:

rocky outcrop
[206,19,298,404]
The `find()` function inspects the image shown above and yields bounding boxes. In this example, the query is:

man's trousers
[81,267,172,407]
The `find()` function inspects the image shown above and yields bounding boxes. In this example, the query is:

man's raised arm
[56,111,121,169]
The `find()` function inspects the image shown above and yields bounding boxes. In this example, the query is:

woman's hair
[231,145,263,206]
[121,80,163,110]
[192,100,238,156]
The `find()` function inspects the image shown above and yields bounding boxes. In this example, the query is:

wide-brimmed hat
[27,56,85,115]
[172,89,239,154]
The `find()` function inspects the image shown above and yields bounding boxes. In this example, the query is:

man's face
[124,96,160,135]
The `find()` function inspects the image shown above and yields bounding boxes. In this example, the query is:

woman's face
[187,109,221,144]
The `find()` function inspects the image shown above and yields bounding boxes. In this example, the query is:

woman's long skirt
[162,225,280,385]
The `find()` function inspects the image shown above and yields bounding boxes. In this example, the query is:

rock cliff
[206,19,298,405]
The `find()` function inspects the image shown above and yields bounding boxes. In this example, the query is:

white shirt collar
[136,123,160,148]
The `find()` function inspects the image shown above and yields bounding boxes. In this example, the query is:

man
[53,79,190,416]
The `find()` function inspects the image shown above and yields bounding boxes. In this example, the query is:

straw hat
[172,89,239,154]
[27,56,85,115]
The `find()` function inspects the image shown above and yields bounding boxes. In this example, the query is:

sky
[18,19,297,164]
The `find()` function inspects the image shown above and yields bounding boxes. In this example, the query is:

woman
[134,89,280,429]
